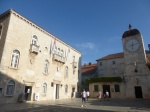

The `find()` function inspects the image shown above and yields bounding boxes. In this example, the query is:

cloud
[76,42,95,50]
[106,36,121,42]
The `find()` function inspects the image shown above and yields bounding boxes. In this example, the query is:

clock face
[125,39,140,52]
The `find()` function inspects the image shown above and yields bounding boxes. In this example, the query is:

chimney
[148,44,150,51]
[89,62,91,65]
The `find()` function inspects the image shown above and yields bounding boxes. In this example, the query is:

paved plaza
[0,98,150,112]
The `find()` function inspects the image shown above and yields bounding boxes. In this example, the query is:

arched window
[0,25,2,39]
[11,50,20,68]
[44,60,49,74]
[65,66,68,77]
[73,56,75,62]
[6,80,15,95]
[65,85,68,93]
[32,35,38,45]
[42,83,47,93]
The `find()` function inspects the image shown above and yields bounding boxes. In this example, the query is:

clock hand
[129,43,139,49]
[129,43,138,47]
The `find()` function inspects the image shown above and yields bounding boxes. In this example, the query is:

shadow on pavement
[7,105,115,112]
[87,99,150,111]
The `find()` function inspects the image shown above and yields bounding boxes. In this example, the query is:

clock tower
[122,25,150,98]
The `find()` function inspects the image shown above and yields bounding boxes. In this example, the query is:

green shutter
[115,85,120,92]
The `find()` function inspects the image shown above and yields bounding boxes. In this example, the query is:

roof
[122,29,141,38]
[97,52,124,61]
[97,50,150,61]
[82,64,97,75]
[146,50,150,54]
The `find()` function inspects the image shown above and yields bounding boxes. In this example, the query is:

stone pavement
[0,98,150,112]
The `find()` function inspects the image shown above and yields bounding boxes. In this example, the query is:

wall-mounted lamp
[134,69,138,73]
[51,82,54,87]
[134,61,137,66]
[134,61,138,73]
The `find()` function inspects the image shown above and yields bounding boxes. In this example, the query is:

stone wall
[0,9,81,104]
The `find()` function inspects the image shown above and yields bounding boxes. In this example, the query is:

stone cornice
[0,9,81,54]
[0,9,11,20]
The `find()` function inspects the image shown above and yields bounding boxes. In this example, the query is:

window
[72,56,76,69]
[113,68,117,74]
[100,62,102,66]
[42,83,47,93]
[65,85,68,93]
[65,66,68,77]
[73,56,75,62]
[10,50,20,68]
[44,60,49,74]
[6,80,15,95]
[57,67,60,72]
[94,85,98,92]
[114,84,120,92]
[112,61,116,65]
[0,88,2,93]
[32,35,38,45]
[0,25,2,39]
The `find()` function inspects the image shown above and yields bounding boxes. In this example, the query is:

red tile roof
[82,64,97,75]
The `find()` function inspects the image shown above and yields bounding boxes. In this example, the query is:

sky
[0,0,150,65]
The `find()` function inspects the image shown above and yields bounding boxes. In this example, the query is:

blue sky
[1,0,150,64]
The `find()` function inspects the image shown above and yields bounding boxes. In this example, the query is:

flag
[52,37,56,53]
[129,24,132,30]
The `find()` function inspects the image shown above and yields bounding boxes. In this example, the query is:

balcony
[53,53,65,64]
[30,44,39,54]
[72,62,77,68]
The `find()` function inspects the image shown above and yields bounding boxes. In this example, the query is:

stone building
[0,9,81,104]
[81,63,97,90]
[89,25,150,99]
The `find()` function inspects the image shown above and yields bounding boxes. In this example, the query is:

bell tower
[122,25,147,75]
[122,25,150,98]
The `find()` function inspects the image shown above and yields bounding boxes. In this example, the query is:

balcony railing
[53,53,65,64]
[30,44,39,54]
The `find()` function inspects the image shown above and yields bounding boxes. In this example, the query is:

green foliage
[85,76,122,84]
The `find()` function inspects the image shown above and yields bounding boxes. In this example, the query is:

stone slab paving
[0,98,150,112]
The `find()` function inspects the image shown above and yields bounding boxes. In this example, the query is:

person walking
[103,93,106,101]
[106,90,109,101]
[98,90,102,101]
[81,89,87,107]
[86,90,90,101]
